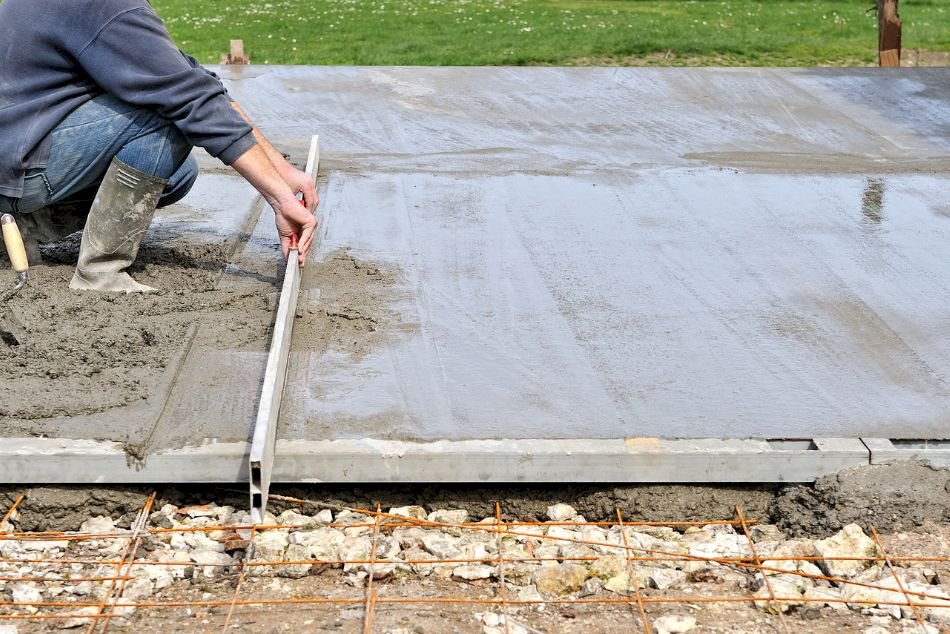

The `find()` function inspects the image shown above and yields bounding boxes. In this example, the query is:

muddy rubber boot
[13,204,89,266]
[70,159,166,293]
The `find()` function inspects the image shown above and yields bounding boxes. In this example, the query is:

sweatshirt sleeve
[76,7,256,165]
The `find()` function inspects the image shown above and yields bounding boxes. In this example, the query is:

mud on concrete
[2,462,947,535]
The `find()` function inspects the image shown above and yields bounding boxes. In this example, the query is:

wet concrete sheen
[220,67,950,442]
[8,67,950,451]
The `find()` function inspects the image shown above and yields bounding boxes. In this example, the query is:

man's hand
[279,165,319,215]
[273,194,317,267]
[231,145,317,267]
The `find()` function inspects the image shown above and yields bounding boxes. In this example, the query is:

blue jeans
[0,93,198,216]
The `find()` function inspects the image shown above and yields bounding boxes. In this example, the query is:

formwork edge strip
[862,437,950,468]
[0,436,874,484]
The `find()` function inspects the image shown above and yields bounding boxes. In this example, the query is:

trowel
[0,214,29,346]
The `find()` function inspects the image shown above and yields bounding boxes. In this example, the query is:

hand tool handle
[1,214,28,276]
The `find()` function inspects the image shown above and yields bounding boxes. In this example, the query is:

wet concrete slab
[219,66,949,443]
[3,67,950,482]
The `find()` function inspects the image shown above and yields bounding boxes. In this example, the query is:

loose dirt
[2,462,947,535]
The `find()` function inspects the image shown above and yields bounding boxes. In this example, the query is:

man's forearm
[230,144,296,209]
[230,101,295,177]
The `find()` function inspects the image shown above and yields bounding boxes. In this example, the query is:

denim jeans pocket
[15,171,54,213]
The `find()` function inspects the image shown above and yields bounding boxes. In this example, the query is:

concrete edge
[0,436,873,484]
[862,438,950,468]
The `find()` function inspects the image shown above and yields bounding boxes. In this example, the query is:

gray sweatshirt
[0,0,256,198]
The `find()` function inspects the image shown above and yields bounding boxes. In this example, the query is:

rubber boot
[70,159,166,293]
[13,203,89,266]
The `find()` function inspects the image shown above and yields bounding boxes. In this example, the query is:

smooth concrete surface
[226,66,948,442]
[4,67,950,483]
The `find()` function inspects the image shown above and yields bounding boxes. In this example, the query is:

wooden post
[220,39,250,65]
[877,0,901,67]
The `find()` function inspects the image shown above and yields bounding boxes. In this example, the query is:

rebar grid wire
[1,497,950,631]
[615,509,651,633]
[494,501,512,634]
[869,525,929,632]
[221,525,256,632]
[363,504,383,634]
[735,505,787,633]
[0,496,24,528]
[87,492,156,634]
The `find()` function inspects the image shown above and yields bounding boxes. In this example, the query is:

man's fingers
[304,188,319,213]
[297,224,316,267]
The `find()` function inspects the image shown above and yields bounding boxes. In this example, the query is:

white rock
[180,504,214,518]
[80,516,115,534]
[401,547,437,577]
[428,509,469,525]
[55,606,100,629]
[590,556,626,581]
[277,510,313,527]
[184,532,224,552]
[211,505,234,523]
[253,531,289,561]
[906,582,950,625]
[19,540,63,553]
[752,578,803,613]
[534,563,589,596]
[546,503,577,522]
[579,577,605,597]
[0,624,17,634]
[142,565,174,591]
[291,528,344,562]
[803,586,848,613]
[534,544,560,566]
[341,536,372,573]
[648,568,688,590]
[314,509,334,525]
[392,527,428,550]
[453,564,494,581]
[335,510,371,526]
[653,614,697,634]
[545,525,578,543]
[121,577,154,602]
[389,506,427,520]
[863,628,890,634]
[421,532,461,559]
[480,612,529,634]
[814,524,881,579]
[11,583,42,606]
[279,544,313,579]
[750,524,784,542]
[190,550,233,578]
[560,542,597,561]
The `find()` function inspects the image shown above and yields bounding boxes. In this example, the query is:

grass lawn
[150,0,949,67]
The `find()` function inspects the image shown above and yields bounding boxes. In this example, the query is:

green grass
[150,0,950,66]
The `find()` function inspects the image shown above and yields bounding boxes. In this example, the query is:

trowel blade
[0,304,26,347]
